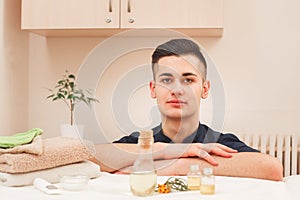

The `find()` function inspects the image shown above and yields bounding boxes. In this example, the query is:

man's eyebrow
[159,73,173,77]
[158,72,198,77]
[182,72,198,77]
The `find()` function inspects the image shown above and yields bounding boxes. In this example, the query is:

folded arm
[90,142,236,172]
[91,142,283,181]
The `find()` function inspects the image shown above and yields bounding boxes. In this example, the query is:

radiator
[237,133,299,177]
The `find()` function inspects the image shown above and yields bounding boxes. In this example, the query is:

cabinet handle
[128,17,135,23]
[127,0,131,13]
[108,0,112,12]
[105,17,112,23]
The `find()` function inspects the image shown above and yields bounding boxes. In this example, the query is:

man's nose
[170,81,184,96]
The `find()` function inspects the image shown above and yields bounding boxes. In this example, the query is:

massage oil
[200,168,215,195]
[130,130,157,196]
[130,171,157,196]
[187,164,201,190]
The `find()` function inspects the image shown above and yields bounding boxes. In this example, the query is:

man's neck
[161,117,199,143]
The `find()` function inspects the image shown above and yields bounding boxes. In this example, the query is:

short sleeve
[218,133,259,152]
[113,131,139,143]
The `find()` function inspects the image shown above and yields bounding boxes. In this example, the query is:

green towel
[0,128,43,148]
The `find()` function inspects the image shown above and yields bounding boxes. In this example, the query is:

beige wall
[28,35,104,138]
[206,0,300,135]
[0,0,28,135]
[1,0,300,139]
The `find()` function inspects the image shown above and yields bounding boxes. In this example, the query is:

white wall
[2,0,299,139]
[0,0,29,135]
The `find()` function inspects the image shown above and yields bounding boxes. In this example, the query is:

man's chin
[164,112,186,120]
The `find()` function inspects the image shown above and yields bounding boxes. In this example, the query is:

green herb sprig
[156,177,188,193]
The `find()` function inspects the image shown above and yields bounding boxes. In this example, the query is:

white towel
[0,160,101,187]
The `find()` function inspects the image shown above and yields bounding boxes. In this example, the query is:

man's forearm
[154,152,283,181]
[91,143,139,172]
[91,143,169,172]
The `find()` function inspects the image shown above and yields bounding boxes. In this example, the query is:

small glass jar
[187,164,201,190]
[200,168,215,195]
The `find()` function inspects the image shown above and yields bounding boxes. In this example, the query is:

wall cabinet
[21,0,223,37]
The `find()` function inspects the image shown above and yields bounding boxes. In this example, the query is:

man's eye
[184,78,193,83]
[162,78,172,83]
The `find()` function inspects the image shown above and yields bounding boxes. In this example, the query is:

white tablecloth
[1,172,299,200]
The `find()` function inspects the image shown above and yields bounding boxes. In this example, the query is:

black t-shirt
[113,123,259,152]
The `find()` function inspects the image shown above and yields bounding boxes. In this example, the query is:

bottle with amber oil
[130,130,157,196]
[200,167,215,195]
[187,164,201,190]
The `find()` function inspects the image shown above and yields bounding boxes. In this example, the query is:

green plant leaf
[53,97,60,101]
[57,80,64,85]
[46,94,54,99]
[67,94,74,99]
[68,74,75,79]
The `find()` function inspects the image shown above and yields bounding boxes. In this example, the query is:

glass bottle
[130,130,157,196]
[187,164,201,190]
[200,167,215,195]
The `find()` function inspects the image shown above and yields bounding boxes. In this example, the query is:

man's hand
[154,142,237,166]
[196,143,237,166]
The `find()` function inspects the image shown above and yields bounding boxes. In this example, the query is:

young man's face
[150,55,210,120]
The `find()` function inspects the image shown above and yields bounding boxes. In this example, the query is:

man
[92,39,283,181]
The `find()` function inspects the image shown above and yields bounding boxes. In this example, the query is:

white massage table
[1,172,299,200]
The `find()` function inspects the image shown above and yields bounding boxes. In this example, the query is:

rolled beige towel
[0,137,95,173]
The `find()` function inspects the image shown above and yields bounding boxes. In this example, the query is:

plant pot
[60,124,84,138]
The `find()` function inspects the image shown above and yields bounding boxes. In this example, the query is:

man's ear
[201,80,210,99]
[150,81,156,98]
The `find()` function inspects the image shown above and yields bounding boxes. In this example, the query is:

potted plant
[47,70,99,137]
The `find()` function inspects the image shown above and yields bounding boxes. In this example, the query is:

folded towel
[0,137,95,173]
[0,160,101,187]
[0,128,43,148]
[0,136,43,155]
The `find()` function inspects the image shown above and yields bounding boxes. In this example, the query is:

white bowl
[60,175,89,191]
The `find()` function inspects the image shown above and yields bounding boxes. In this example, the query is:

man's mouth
[167,99,187,105]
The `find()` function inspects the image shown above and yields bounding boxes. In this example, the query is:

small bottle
[200,168,215,195]
[187,164,201,190]
[130,130,157,196]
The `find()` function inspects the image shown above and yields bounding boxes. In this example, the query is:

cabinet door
[21,0,120,29]
[120,0,223,29]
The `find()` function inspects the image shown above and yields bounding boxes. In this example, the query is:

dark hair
[151,38,207,78]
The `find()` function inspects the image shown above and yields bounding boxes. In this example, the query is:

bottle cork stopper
[138,130,154,147]
[139,130,153,139]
